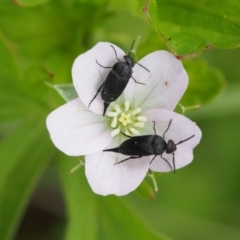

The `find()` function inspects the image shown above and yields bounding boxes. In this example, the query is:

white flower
[46,42,202,196]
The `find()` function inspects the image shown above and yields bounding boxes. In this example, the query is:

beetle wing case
[101,62,132,102]
[101,70,129,102]
[118,135,155,156]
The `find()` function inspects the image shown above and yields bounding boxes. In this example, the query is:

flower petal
[72,42,126,115]
[142,109,202,172]
[46,98,112,156]
[85,137,151,196]
[124,51,188,111]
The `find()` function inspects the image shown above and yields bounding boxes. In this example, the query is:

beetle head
[124,55,135,67]
[166,140,177,154]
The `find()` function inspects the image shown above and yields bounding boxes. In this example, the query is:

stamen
[113,104,121,113]
[119,113,126,123]
[119,113,131,126]
[107,101,147,138]
[111,128,120,137]
[125,130,132,136]
[135,122,144,128]
[130,127,139,135]
[124,120,131,126]
[124,100,130,111]
[107,111,119,117]
[111,117,117,128]
[137,116,147,122]
[131,108,141,115]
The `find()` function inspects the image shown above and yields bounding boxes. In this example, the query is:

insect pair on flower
[86,41,196,172]
[46,41,202,196]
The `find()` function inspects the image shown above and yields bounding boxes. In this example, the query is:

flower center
[106,100,147,137]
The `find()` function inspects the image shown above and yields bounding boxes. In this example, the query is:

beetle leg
[88,82,104,108]
[131,76,146,85]
[163,119,172,140]
[150,155,157,164]
[96,60,112,69]
[160,155,173,171]
[114,156,142,165]
[120,131,132,138]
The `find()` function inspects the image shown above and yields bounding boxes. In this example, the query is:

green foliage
[0,32,53,239]
[13,0,51,7]
[0,122,52,240]
[144,0,240,56]
[0,0,238,239]
[178,58,226,112]
[135,179,156,200]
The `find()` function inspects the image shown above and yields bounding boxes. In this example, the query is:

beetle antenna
[163,119,172,140]
[110,45,122,62]
[176,135,195,145]
[152,121,156,135]
[96,60,112,69]
[172,153,176,174]
[136,62,150,72]
[128,40,150,72]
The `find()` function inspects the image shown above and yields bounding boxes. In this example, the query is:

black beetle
[103,120,195,173]
[88,41,150,116]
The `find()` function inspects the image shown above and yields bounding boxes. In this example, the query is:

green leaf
[0,29,54,239]
[187,82,240,119]
[128,195,240,240]
[0,120,52,240]
[143,0,240,56]
[57,156,97,240]
[21,66,56,106]
[135,180,156,201]
[58,156,170,240]
[13,0,51,7]
[177,58,226,112]
[47,83,78,102]
[0,3,73,60]
[0,1,108,63]
[98,197,169,240]
[0,31,20,86]
[0,36,49,125]
[24,66,53,89]
[0,30,49,127]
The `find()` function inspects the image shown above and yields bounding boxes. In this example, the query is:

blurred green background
[0,0,240,239]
